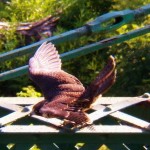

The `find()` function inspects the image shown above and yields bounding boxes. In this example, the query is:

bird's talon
[62,119,76,127]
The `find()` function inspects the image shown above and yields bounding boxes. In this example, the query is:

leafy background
[0,0,150,97]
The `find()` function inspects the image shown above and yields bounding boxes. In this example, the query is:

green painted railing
[0,4,150,81]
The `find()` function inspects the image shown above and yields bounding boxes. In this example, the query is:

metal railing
[0,4,150,150]
[0,4,150,81]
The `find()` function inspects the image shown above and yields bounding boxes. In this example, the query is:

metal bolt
[142,93,150,98]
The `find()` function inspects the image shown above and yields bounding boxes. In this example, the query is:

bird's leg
[62,119,95,131]
[62,119,76,128]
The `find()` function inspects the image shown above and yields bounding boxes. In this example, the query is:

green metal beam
[0,4,150,62]
[0,24,149,81]
[0,26,89,62]
[0,132,150,144]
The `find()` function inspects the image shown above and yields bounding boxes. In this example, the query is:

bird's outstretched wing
[29,42,61,74]
[89,55,116,96]
[29,42,85,100]
[80,55,116,108]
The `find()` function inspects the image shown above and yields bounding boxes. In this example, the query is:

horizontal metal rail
[0,4,150,62]
[0,24,149,81]
[0,4,150,81]
[0,95,150,147]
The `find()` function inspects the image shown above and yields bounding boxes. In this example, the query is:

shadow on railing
[0,4,150,81]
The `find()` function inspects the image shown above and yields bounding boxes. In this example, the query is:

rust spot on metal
[100,37,118,44]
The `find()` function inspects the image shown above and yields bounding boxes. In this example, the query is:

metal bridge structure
[0,4,150,150]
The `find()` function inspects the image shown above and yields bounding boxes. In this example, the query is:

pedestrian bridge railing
[0,4,150,150]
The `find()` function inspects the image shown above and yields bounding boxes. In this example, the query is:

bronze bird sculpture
[29,42,116,126]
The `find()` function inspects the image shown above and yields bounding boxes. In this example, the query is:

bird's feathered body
[29,42,116,125]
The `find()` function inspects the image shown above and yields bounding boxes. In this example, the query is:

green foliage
[107,34,150,95]
[0,0,150,96]
[57,0,114,29]
[113,0,150,10]
[105,12,150,95]
[16,85,42,97]
[2,0,57,22]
